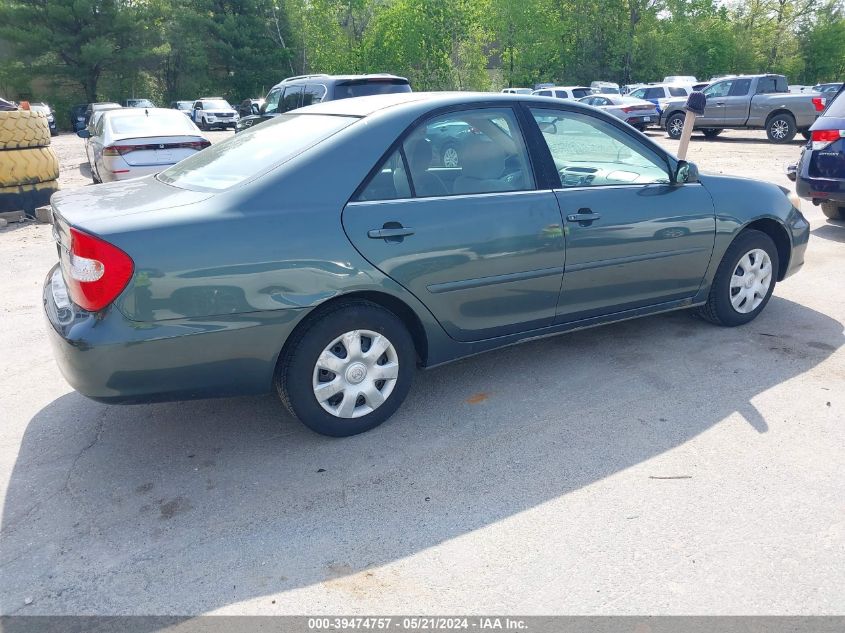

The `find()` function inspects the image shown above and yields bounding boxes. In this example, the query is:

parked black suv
[789,86,845,220]
[235,74,411,132]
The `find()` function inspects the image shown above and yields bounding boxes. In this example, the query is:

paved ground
[1,128,843,615]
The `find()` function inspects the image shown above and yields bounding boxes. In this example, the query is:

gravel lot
[1,127,843,615]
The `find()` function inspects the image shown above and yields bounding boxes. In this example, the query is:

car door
[192,101,202,125]
[280,85,304,113]
[699,79,736,126]
[721,78,752,125]
[90,115,106,180]
[342,106,566,342]
[526,106,715,322]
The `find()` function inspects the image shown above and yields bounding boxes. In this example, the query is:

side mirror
[674,160,698,184]
[76,129,90,139]
[538,121,557,134]
[258,103,267,115]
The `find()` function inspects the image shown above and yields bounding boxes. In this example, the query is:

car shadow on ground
[1,297,842,616]
[811,220,845,243]
[642,131,806,146]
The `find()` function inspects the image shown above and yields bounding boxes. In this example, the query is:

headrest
[460,136,505,180]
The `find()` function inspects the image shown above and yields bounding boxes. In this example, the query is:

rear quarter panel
[749,94,819,127]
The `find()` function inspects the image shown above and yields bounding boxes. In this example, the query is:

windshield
[158,113,356,192]
[202,100,232,110]
[110,112,198,135]
[334,80,411,100]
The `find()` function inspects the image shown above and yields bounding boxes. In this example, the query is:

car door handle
[566,210,601,224]
[368,226,415,240]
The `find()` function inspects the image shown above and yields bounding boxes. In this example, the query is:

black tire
[198,117,207,131]
[821,202,845,221]
[801,130,812,141]
[276,300,416,437]
[665,113,685,139]
[695,229,779,327]
[702,128,723,139]
[766,113,796,143]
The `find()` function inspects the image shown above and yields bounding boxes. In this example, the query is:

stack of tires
[0,110,60,215]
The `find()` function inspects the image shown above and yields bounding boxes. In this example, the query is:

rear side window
[825,89,845,116]
[730,79,751,96]
[281,86,303,112]
[668,87,688,97]
[756,77,777,94]
[334,79,411,100]
[158,114,356,192]
[302,84,327,106]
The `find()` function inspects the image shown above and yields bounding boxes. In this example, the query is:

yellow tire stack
[0,110,60,214]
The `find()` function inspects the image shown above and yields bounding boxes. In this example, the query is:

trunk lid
[50,176,213,229]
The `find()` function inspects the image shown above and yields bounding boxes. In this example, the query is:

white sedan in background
[578,94,660,132]
[78,107,210,183]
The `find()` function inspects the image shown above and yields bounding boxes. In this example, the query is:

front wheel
[695,229,779,327]
[766,113,796,143]
[666,113,685,139]
[821,201,845,220]
[277,301,416,437]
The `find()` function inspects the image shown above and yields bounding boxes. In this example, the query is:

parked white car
[500,88,533,95]
[590,81,621,95]
[532,85,592,100]
[78,107,210,183]
[190,97,240,130]
[627,83,693,113]
[663,75,697,84]
[578,94,660,131]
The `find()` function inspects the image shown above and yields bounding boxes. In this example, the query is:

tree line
[0,0,843,120]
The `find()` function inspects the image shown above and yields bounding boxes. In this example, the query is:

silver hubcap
[771,120,788,139]
[669,119,683,135]
[443,147,459,167]
[312,329,399,419]
[730,248,773,314]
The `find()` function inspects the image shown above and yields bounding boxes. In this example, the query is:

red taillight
[180,140,211,150]
[810,129,844,150]
[812,97,827,112]
[63,228,134,312]
[621,106,632,113]
[103,145,135,156]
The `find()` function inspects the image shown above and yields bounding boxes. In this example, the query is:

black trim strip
[427,266,563,294]
[564,247,709,272]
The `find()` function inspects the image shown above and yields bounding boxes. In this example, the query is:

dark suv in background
[235,74,411,132]
[789,86,845,220]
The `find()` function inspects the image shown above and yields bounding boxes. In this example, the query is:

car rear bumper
[43,265,306,403]
[795,148,845,203]
[626,115,657,126]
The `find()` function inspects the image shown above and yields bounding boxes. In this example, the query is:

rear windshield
[824,88,845,116]
[110,113,197,135]
[333,80,411,100]
[158,113,356,192]
[571,88,591,98]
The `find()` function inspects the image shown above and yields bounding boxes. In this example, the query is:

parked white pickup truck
[660,74,827,143]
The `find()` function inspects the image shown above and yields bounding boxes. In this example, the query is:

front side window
[281,86,303,112]
[302,84,327,106]
[538,90,552,97]
[159,113,356,192]
[530,108,670,187]
[704,81,733,98]
[643,87,664,100]
[264,88,282,115]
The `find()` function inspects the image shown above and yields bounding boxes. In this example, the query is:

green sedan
[44,92,809,436]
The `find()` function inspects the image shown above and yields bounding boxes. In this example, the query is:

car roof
[536,86,591,91]
[296,91,606,120]
[273,73,408,89]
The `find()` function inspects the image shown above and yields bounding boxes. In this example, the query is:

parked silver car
[579,94,659,131]
[78,107,209,183]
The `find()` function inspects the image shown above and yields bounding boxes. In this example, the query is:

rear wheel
[695,229,779,327]
[821,202,845,220]
[702,128,723,139]
[666,113,685,139]
[766,113,796,143]
[276,301,416,437]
